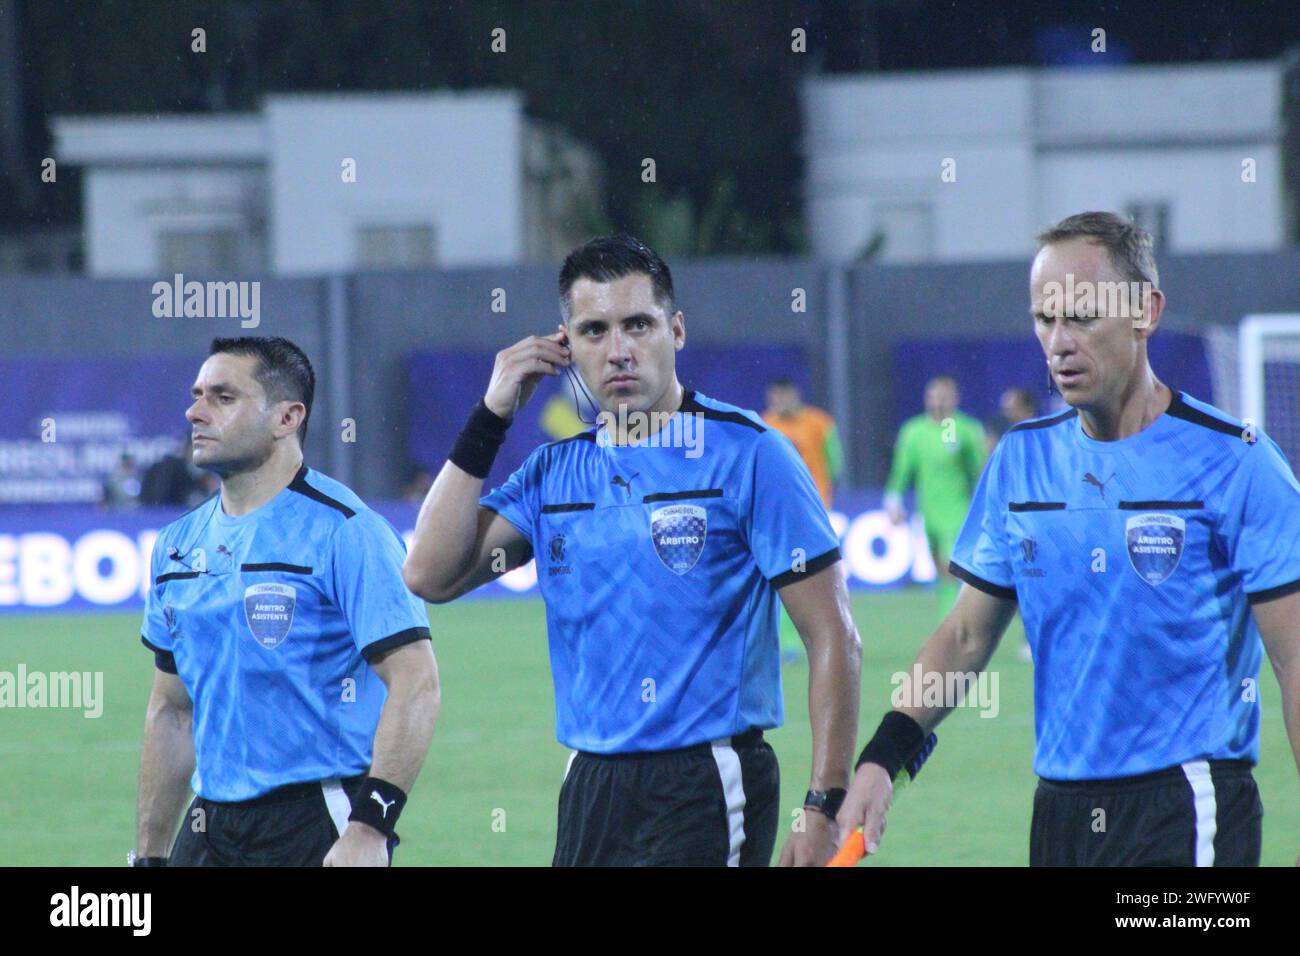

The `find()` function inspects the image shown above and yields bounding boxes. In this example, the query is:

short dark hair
[1036,211,1160,288]
[768,377,797,390]
[209,336,315,446]
[558,234,675,320]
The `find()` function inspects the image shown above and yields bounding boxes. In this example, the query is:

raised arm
[403,471,532,604]
[403,330,569,603]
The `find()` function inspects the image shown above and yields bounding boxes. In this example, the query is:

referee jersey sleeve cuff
[1246,577,1300,605]
[361,627,432,664]
[479,502,532,542]
[948,561,1017,601]
[770,546,841,589]
[141,635,178,674]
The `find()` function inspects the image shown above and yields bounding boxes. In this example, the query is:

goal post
[1238,314,1300,470]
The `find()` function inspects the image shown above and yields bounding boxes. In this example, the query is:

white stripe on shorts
[321,779,352,838]
[1181,759,1217,867]
[710,738,747,867]
[563,750,578,782]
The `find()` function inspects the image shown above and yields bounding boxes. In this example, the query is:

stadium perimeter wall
[2,249,1298,498]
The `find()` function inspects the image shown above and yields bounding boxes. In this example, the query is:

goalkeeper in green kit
[884,376,987,617]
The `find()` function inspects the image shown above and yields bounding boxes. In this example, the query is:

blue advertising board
[0,356,199,505]
[0,491,937,616]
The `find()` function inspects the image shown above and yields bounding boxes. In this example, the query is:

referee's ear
[272,399,308,443]
[1133,287,1165,339]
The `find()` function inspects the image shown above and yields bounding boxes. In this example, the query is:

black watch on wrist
[803,787,847,822]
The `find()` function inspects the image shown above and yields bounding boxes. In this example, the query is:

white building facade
[801,62,1286,263]
[53,92,602,277]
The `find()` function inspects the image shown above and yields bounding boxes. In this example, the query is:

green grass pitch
[1,589,1295,866]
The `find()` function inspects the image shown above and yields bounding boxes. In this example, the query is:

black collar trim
[287,464,356,518]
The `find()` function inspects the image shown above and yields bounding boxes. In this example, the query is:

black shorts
[1030,759,1262,867]
[168,775,398,867]
[553,728,780,867]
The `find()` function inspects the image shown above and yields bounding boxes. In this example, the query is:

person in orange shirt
[763,379,845,664]
[762,379,843,509]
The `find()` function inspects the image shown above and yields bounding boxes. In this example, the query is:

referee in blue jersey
[404,235,862,866]
[133,338,439,867]
[839,212,1300,866]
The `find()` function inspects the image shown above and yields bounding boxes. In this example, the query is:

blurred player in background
[404,235,862,867]
[100,453,141,511]
[985,387,1038,453]
[762,378,843,508]
[840,212,1300,866]
[134,337,439,867]
[985,388,1039,661]
[884,376,987,616]
[139,435,211,509]
[762,378,844,662]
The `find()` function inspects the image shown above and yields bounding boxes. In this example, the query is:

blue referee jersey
[951,391,1300,779]
[140,465,431,801]
[481,389,841,754]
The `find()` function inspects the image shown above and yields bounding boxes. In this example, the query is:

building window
[356,224,436,269]
[1123,201,1170,253]
[158,230,240,274]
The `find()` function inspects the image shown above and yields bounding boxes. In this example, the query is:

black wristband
[129,853,167,867]
[448,400,511,479]
[804,787,847,823]
[348,776,408,838]
[855,711,934,782]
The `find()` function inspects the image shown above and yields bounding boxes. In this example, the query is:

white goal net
[1227,315,1300,471]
